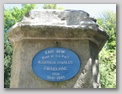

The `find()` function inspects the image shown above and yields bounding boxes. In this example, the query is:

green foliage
[97,11,116,50]
[4,32,13,88]
[43,4,57,9]
[4,4,36,88]
[57,7,64,10]
[43,4,64,10]
[97,11,116,88]
[4,4,36,32]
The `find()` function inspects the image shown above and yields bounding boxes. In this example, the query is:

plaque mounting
[32,47,80,82]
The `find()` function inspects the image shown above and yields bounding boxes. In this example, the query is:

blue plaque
[32,47,80,82]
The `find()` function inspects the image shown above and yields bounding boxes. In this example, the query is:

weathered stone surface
[9,9,108,52]
[8,9,108,88]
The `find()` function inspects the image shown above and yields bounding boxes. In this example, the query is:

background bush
[97,11,116,88]
[4,4,36,88]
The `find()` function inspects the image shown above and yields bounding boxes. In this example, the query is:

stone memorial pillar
[8,9,108,88]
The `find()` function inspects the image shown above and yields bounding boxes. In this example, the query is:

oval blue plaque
[32,47,80,82]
